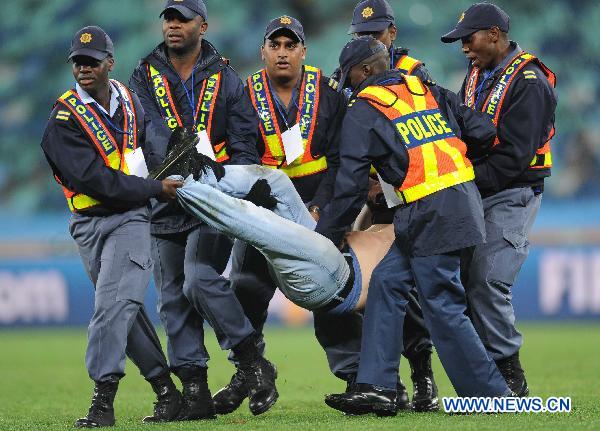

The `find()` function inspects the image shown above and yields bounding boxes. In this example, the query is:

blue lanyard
[474,65,502,108]
[269,77,300,131]
[93,93,131,137]
[389,47,395,69]
[180,69,197,126]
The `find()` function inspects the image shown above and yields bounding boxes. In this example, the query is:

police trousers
[356,239,510,396]
[151,220,254,371]
[462,187,542,360]
[69,207,169,383]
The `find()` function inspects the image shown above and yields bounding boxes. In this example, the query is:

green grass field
[0,324,598,431]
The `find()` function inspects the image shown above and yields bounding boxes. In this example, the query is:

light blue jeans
[176,165,351,311]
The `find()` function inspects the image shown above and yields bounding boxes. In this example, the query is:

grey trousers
[151,224,254,371]
[69,207,169,382]
[462,187,542,361]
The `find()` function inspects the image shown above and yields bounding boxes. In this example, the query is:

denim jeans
[177,165,351,310]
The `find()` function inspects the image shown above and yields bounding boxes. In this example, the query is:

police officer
[213,15,363,413]
[41,26,183,427]
[317,36,511,416]
[346,0,439,411]
[441,3,557,396]
[129,0,277,418]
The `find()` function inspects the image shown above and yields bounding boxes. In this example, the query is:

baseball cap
[337,36,388,91]
[441,3,509,43]
[160,0,207,21]
[68,26,114,61]
[264,16,305,43]
[348,0,395,34]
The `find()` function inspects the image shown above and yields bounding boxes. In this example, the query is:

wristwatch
[309,205,321,215]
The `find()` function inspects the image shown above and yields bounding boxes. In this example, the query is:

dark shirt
[316,70,492,255]
[40,82,163,216]
[246,66,346,208]
[130,39,260,234]
[458,41,557,197]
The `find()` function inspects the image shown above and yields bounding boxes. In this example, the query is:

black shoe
[142,374,183,423]
[74,379,119,428]
[175,367,217,421]
[240,357,278,415]
[325,383,397,417]
[409,353,439,412]
[496,352,529,397]
[344,374,409,412]
[213,368,248,415]
[396,378,411,411]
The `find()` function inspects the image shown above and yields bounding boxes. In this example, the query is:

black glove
[244,179,277,209]
[150,127,198,180]
[190,152,226,182]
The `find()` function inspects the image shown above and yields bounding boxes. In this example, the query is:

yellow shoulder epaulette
[328,77,339,90]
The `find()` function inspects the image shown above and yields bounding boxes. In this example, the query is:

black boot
[213,368,248,415]
[409,352,439,412]
[175,366,216,420]
[74,379,119,428]
[325,383,397,417]
[233,335,278,416]
[142,373,183,423]
[496,352,529,397]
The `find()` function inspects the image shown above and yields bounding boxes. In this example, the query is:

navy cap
[337,36,388,91]
[68,26,114,61]
[348,0,395,34]
[264,15,305,43]
[441,3,509,43]
[160,0,207,21]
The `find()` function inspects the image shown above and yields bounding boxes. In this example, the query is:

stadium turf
[0,324,598,430]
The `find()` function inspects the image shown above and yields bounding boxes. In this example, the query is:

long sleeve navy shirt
[245,66,346,208]
[458,42,557,197]
[41,82,163,216]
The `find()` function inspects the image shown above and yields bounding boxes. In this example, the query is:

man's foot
[396,378,411,411]
[142,374,183,423]
[74,379,118,428]
[212,368,248,415]
[496,352,529,397]
[240,357,278,415]
[175,366,217,421]
[325,383,397,416]
[345,374,409,412]
[409,352,439,412]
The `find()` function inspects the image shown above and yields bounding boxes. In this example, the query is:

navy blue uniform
[458,42,558,361]
[130,40,260,372]
[130,39,259,233]
[315,70,510,396]
[42,89,163,214]
[229,69,359,377]
[41,82,169,383]
[316,70,495,248]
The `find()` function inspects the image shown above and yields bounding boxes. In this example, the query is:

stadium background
[0,1,598,430]
[1,0,599,326]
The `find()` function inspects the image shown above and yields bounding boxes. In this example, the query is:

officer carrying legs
[130,0,278,418]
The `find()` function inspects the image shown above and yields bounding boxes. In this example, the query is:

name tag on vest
[124,147,149,178]
[196,130,216,161]
[281,123,304,165]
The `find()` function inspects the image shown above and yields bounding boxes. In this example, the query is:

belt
[317,254,355,313]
